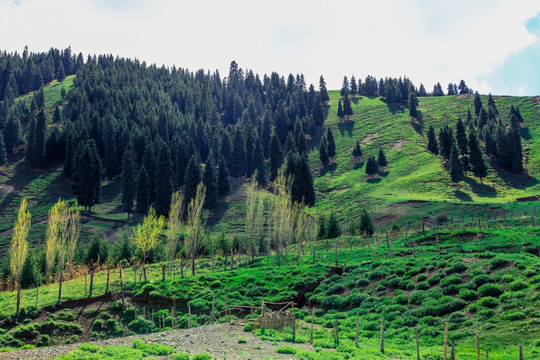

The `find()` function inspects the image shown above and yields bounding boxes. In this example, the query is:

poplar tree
[121,144,137,220]
[185,183,206,276]
[10,198,30,318]
[427,125,439,155]
[167,191,183,276]
[130,207,165,282]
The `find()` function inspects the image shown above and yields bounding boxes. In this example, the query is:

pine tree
[319,75,330,103]
[408,91,419,118]
[510,117,523,174]
[312,93,324,126]
[217,156,231,196]
[343,94,353,119]
[203,155,218,210]
[427,125,439,155]
[438,126,454,160]
[496,128,512,171]
[352,140,363,158]
[474,92,482,117]
[326,128,336,159]
[155,142,173,216]
[72,140,102,212]
[231,126,247,176]
[32,110,46,167]
[136,166,149,214]
[365,156,379,178]
[0,135,7,166]
[449,145,464,184]
[56,61,65,82]
[359,209,374,236]
[142,142,156,205]
[326,213,341,239]
[478,108,488,129]
[319,137,329,165]
[377,147,387,168]
[25,114,36,164]
[4,115,21,154]
[251,138,266,186]
[337,100,344,120]
[176,139,187,188]
[285,152,315,206]
[53,105,61,123]
[340,76,349,97]
[261,111,272,157]
[455,117,468,155]
[121,144,137,219]
[269,134,283,181]
[485,132,497,157]
[468,132,487,183]
[184,156,201,204]
[104,122,119,179]
[350,75,358,97]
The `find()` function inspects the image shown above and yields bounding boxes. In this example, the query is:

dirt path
[0,321,311,360]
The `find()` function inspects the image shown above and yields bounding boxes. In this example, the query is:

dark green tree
[326,128,336,159]
[449,145,464,184]
[326,213,341,239]
[319,137,329,165]
[312,93,324,126]
[337,99,344,120]
[408,91,419,118]
[284,152,315,206]
[340,76,349,97]
[121,144,137,219]
[0,135,6,166]
[365,156,379,178]
[350,75,358,97]
[377,147,387,169]
[203,155,218,210]
[251,138,266,186]
[104,122,119,179]
[485,132,497,157]
[427,125,439,155]
[176,139,187,188]
[473,92,482,117]
[53,105,61,123]
[32,110,47,167]
[72,140,102,212]
[25,114,36,164]
[217,156,231,196]
[455,117,468,155]
[468,132,487,183]
[142,142,156,205]
[319,75,330,103]
[359,209,374,236]
[136,165,149,214]
[184,156,201,204]
[352,139,363,157]
[269,134,283,181]
[155,142,173,216]
[343,94,353,119]
[231,126,247,176]
[438,125,454,160]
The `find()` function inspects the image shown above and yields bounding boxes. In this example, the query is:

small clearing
[388,139,404,152]
[360,132,378,144]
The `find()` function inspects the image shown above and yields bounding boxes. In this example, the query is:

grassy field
[0,226,538,359]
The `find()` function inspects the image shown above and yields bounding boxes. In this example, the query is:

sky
[1,0,539,96]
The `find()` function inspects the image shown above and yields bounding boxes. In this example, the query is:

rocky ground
[0,321,312,360]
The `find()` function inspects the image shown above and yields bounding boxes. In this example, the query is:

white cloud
[0,0,539,94]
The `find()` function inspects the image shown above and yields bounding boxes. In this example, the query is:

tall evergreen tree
[337,99,344,120]
[184,156,201,204]
[312,93,324,126]
[455,117,468,155]
[468,132,487,183]
[136,166,149,214]
[326,128,336,159]
[32,110,47,167]
[203,155,218,210]
[485,132,497,157]
[478,108,488,129]
[251,138,266,186]
[319,137,329,165]
[285,152,315,206]
[176,138,187,188]
[449,145,464,184]
[72,140,101,212]
[350,75,358,97]
[319,75,330,103]
[25,114,36,164]
[0,135,6,166]
[340,76,349,97]
[269,134,283,181]
[438,126,454,160]
[121,144,137,219]
[155,143,172,216]
[261,111,272,157]
[365,156,379,178]
[142,142,157,205]
[231,126,247,176]
[359,209,374,236]
[427,125,439,155]
[352,139,363,158]
[343,94,353,119]
[326,213,341,239]
[510,116,523,174]
[474,92,483,117]
[104,122,119,179]
[408,91,419,118]
[53,105,61,123]
[217,156,231,196]
[377,147,387,169]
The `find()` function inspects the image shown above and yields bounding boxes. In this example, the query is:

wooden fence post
[310,308,315,344]
[476,333,480,360]
[334,320,339,347]
[415,327,420,360]
[355,313,359,347]
[436,235,441,256]
[35,283,39,310]
[380,317,384,354]
[386,232,392,258]
[211,296,216,324]
[444,322,448,360]
[84,270,87,296]
[486,349,489,359]
[519,344,523,360]
[188,303,192,329]
[171,307,174,329]
[261,300,265,333]
[89,269,94,297]
[119,264,125,308]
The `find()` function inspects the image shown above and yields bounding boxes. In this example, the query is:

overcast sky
[1,0,539,96]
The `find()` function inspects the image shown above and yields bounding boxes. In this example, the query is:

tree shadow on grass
[320,162,337,176]
[337,120,354,137]
[351,96,362,105]
[353,161,365,170]
[488,158,539,190]
[520,127,532,140]
[367,177,382,184]
[454,190,473,202]
[379,170,389,177]
[384,101,405,115]
[464,177,497,198]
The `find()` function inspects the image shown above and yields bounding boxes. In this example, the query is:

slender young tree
[10,198,30,319]
[185,183,206,276]
[167,191,183,276]
[130,207,165,282]
[245,176,259,264]
[121,145,137,220]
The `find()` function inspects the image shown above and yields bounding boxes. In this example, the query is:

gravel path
[0,321,311,360]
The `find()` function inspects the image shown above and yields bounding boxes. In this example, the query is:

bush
[417,274,427,282]
[477,297,498,308]
[503,310,526,321]
[243,322,254,332]
[394,294,408,305]
[471,274,492,287]
[192,354,212,360]
[442,284,460,295]
[477,283,504,298]
[509,281,527,291]
[489,257,510,270]
[449,312,466,323]
[458,288,477,301]
[141,283,158,292]
[36,334,49,347]
[427,275,441,285]
[478,308,495,319]
[416,281,430,290]
[409,291,425,305]
[80,343,99,352]
[447,262,467,273]
[93,319,104,331]
[237,337,246,344]
[128,316,154,334]
[122,307,136,320]
[275,345,297,354]
[57,310,76,321]
[355,278,369,287]
[440,275,461,288]
[111,301,123,311]
[171,352,191,360]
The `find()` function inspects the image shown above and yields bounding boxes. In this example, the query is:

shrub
[171,352,190,360]
[92,319,104,331]
[128,316,154,334]
[503,310,525,321]
[192,354,212,360]
[409,291,425,305]
[36,334,49,347]
[111,301,123,311]
[458,288,477,301]
[275,345,297,354]
[440,275,461,288]
[442,284,460,295]
[417,274,427,282]
[394,294,408,305]
[243,322,254,332]
[237,337,246,344]
[80,343,99,352]
[122,307,136,320]
[477,283,504,298]
[427,275,441,285]
[171,352,191,360]
[416,281,430,290]
[449,312,466,323]
[471,274,492,287]
[478,308,495,319]
[509,281,527,291]
[141,283,158,292]
[57,310,76,321]
[447,262,467,273]
[489,257,510,270]
[477,297,498,308]
[326,284,345,295]
[355,278,369,287]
